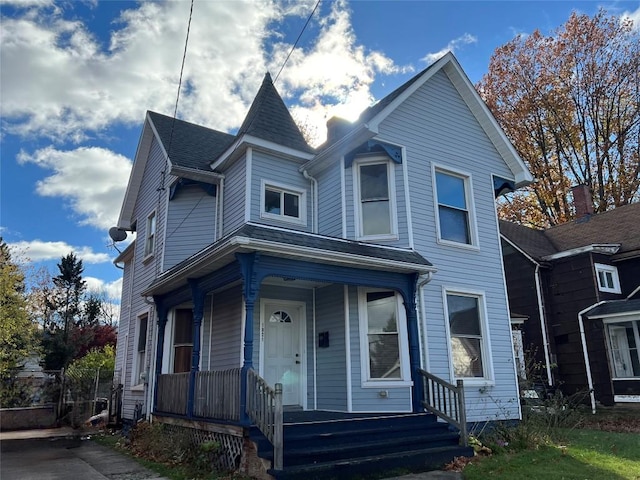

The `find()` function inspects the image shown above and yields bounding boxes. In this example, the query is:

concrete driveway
[0,428,167,480]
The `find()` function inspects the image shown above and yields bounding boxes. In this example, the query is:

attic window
[260,180,306,226]
[595,263,621,294]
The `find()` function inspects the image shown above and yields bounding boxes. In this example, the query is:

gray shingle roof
[148,111,235,170]
[585,299,640,319]
[236,73,314,153]
[500,203,640,261]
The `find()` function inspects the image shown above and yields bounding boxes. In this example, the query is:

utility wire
[273,0,321,85]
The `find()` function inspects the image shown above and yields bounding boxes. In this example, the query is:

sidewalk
[0,427,463,479]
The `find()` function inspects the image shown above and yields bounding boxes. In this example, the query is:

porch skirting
[152,414,272,479]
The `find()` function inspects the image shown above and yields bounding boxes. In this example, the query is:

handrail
[418,368,467,446]
[246,369,283,470]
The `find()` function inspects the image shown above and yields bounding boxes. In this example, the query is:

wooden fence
[194,368,241,421]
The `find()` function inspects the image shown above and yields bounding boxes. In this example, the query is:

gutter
[534,265,554,386]
[578,301,606,414]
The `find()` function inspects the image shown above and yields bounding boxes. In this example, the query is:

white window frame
[604,317,640,380]
[143,210,157,259]
[131,312,149,391]
[432,165,478,249]
[260,179,307,226]
[358,288,411,387]
[353,157,398,241]
[595,263,621,294]
[443,287,494,385]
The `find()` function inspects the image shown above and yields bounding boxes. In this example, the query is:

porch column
[187,280,205,418]
[237,252,261,424]
[403,275,424,412]
[152,297,168,412]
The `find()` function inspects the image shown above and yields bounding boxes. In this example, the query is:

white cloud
[421,33,478,65]
[17,146,132,229]
[1,0,404,145]
[621,6,640,30]
[8,239,111,264]
[85,276,122,300]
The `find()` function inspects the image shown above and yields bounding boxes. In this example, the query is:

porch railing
[194,368,241,421]
[418,368,468,446]
[157,372,189,415]
[246,368,283,470]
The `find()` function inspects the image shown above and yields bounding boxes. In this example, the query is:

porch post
[153,297,168,412]
[187,280,205,418]
[237,253,261,425]
[404,274,424,412]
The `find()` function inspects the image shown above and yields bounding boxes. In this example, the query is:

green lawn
[463,428,640,480]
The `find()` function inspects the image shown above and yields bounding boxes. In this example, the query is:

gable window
[355,158,397,239]
[606,321,640,379]
[595,263,621,294]
[445,290,491,381]
[173,309,193,373]
[358,289,410,386]
[144,211,156,258]
[434,168,475,246]
[133,313,148,387]
[261,180,306,225]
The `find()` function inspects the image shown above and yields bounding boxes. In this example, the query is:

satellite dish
[109,227,127,242]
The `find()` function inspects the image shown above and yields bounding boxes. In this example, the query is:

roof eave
[302,123,376,174]
[541,244,621,261]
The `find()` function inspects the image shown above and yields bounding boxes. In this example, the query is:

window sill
[260,212,307,226]
[362,380,413,388]
[130,384,145,392]
[357,234,399,242]
[436,239,480,251]
[456,378,495,388]
[142,253,154,264]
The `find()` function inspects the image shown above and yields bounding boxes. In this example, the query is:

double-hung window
[261,180,306,225]
[434,168,475,246]
[173,309,193,373]
[355,159,396,239]
[595,263,621,294]
[606,320,640,378]
[134,314,148,386]
[445,291,490,381]
[359,289,410,385]
[144,211,156,258]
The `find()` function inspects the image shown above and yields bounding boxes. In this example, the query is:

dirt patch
[580,407,640,433]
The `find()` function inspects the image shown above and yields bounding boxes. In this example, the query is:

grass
[462,428,640,480]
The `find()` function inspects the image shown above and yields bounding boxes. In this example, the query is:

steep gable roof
[148,111,235,170]
[235,73,313,154]
[500,202,640,262]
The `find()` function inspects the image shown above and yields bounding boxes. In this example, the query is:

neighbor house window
[359,289,409,385]
[144,211,156,257]
[595,263,621,294]
[173,309,193,373]
[355,159,396,239]
[446,291,490,380]
[434,169,474,245]
[606,321,640,379]
[261,180,306,225]
[134,314,148,386]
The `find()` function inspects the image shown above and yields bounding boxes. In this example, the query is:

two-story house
[500,189,640,412]
[112,52,533,478]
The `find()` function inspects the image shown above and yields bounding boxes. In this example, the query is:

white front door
[261,301,304,406]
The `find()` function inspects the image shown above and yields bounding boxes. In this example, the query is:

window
[173,309,193,373]
[359,289,409,385]
[144,211,156,257]
[446,291,489,380]
[134,314,148,386]
[261,180,306,225]
[595,263,621,293]
[434,169,474,245]
[606,321,640,379]
[355,159,396,239]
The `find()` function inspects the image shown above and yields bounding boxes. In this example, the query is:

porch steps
[249,413,473,480]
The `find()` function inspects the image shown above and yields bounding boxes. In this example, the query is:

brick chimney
[571,184,594,218]
[326,116,352,144]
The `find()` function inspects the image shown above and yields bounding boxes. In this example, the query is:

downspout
[534,265,553,386]
[302,169,318,233]
[417,272,434,371]
[578,301,606,415]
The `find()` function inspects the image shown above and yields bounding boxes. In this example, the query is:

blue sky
[1,0,639,312]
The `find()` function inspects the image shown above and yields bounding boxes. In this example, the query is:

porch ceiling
[142,223,435,297]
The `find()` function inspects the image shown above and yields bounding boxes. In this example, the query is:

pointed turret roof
[236,73,313,153]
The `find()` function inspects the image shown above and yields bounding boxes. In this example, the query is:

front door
[261,301,304,407]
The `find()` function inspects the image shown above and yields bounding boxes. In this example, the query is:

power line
[273,0,321,85]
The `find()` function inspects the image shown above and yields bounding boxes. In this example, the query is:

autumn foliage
[478,10,640,227]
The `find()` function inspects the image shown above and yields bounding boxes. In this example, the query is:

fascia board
[500,234,542,266]
[542,244,621,261]
[302,124,375,175]
[113,240,135,264]
[169,165,225,183]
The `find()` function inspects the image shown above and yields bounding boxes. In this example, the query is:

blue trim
[152,298,168,412]
[187,280,205,418]
[169,178,216,200]
[493,175,516,198]
[345,140,402,168]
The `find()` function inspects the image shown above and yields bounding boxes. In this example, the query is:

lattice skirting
[154,416,244,472]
